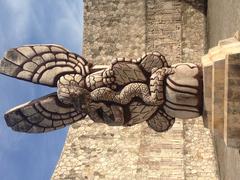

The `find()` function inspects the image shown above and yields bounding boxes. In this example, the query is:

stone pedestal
[202,32,240,148]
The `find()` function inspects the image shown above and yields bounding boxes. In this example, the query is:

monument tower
[1,0,240,179]
[0,0,240,180]
[52,0,219,179]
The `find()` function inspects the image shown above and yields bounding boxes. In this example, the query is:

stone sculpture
[0,44,203,133]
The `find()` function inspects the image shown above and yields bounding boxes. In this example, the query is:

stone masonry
[83,0,146,65]
[208,2,240,178]
[52,1,219,179]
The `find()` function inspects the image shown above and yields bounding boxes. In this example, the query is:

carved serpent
[91,68,175,106]
[0,44,202,133]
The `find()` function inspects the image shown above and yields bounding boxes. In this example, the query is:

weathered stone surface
[203,65,212,128]
[0,0,219,179]
[202,33,240,148]
[0,44,89,87]
[4,93,86,133]
[208,2,240,177]
[202,31,240,179]
[127,102,158,125]
[52,0,219,180]
[164,63,203,119]
[224,53,240,147]
[146,0,182,65]
[182,0,207,63]
[83,0,146,64]
[183,118,219,180]
[212,59,225,137]
[112,62,146,85]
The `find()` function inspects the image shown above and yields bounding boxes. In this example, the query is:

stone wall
[144,1,184,178]
[208,0,240,48]
[182,0,207,63]
[208,1,240,179]
[83,0,146,64]
[52,0,219,179]
[146,0,182,64]
[145,0,218,178]
[181,1,218,179]
[53,1,148,179]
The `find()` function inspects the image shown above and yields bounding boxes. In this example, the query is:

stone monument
[0,0,222,179]
[0,45,202,133]
[202,32,240,148]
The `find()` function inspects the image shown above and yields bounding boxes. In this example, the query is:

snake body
[90,68,174,106]
[57,53,174,128]
[91,82,163,106]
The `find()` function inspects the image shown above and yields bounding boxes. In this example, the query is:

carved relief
[164,63,203,119]
[0,45,203,133]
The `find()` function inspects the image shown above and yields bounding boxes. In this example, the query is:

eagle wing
[4,92,86,133]
[0,44,89,87]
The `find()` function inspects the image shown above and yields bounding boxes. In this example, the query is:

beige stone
[202,65,212,128]
[224,53,240,147]
[53,1,218,179]
[0,0,219,179]
[202,32,240,148]
[164,63,203,119]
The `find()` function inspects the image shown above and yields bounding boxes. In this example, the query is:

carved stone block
[202,65,212,128]
[224,53,240,147]
[212,59,225,137]
[164,63,203,119]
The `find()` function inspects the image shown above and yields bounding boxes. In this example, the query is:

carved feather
[140,52,169,73]
[4,93,86,133]
[147,109,175,132]
[111,62,146,86]
[0,44,89,87]
[127,101,158,125]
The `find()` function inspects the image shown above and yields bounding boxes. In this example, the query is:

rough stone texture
[213,60,225,137]
[53,120,185,180]
[214,137,240,180]
[225,54,240,147]
[203,31,240,179]
[52,1,219,179]
[182,1,219,179]
[83,0,146,65]
[146,0,182,65]
[202,65,212,128]
[136,122,184,179]
[183,118,219,180]
[165,63,203,119]
[52,121,144,179]
[208,0,240,48]
[182,0,207,63]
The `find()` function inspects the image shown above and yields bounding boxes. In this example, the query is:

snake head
[57,74,91,112]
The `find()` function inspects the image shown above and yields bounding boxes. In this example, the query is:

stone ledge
[202,32,240,148]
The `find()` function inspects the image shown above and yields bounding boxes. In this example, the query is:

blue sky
[0,0,84,179]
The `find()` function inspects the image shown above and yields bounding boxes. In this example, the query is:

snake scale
[91,68,174,106]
